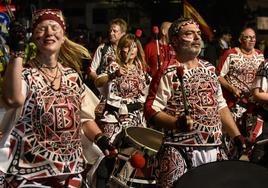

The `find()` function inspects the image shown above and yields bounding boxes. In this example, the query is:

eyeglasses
[242,35,256,41]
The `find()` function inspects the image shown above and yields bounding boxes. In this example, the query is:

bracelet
[94,133,105,143]
[175,118,182,130]
[175,116,187,132]
[10,51,25,59]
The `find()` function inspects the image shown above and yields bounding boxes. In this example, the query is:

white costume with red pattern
[0,63,99,186]
[145,59,227,187]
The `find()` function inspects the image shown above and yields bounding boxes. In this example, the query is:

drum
[109,127,164,187]
[173,160,268,188]
[124,126,164,156]
[95,73,109,87]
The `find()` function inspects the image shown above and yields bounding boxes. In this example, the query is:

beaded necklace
[34,59,61,89]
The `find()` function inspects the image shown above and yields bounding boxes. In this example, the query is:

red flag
[183,0,214,41]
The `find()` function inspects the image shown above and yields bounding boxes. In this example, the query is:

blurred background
[1,0,268,52]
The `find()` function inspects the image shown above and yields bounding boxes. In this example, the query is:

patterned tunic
[99,60,151,142]
[145,59,226,146]
[218,48,264,106]
[0,63,99,181]
[217,48,264,141]
[144,59,227,187]
[90,43,115,75]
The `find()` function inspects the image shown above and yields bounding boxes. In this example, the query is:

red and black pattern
[163,60,222,146]
[4,65,86,181]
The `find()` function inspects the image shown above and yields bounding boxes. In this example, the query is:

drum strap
[106,103,142,113]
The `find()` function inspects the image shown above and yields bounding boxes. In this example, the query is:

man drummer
[88,18,127,96]
[144,17,245,188]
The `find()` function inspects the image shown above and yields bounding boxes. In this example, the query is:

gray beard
[180,46,201,58]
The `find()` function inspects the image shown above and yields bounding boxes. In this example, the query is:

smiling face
[32,20,65,54]
[239,28,256,52]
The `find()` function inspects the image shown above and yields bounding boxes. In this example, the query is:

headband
[175,20,199,34]
[32,9,66,31]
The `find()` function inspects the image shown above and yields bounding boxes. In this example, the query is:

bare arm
[82,120,102,141]
[219,106,241,138]
[151,111,177,130]
[3,56,25,107]
[151,111,193,132]
[253,87,268,103]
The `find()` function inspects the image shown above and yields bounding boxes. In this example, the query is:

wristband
[94,133,104,144]
[10,51,25,59]
[175,116,187,132]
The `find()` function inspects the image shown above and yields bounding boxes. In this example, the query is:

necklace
[40,63,58,70]
[35,57,59,70]
[34,59,61,88]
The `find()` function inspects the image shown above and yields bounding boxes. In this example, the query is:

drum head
[95,73,108,87]
[125,127,164,154]
[174,160,268,188]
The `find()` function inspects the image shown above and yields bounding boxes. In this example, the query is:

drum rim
[125,127,164,154]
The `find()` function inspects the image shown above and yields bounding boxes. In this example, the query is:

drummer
[251,59,268,167]
[95,33,151,187]
[144,17,245,188]
[88,18,127,96]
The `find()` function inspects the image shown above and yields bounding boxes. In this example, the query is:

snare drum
[109,127,164,187]
[124,126,164,156]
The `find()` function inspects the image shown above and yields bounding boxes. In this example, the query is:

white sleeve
[151,70,173,112]
[254,75,268,92]
[80,85,100,123]
[216,83,227,111]
[90,44,105,72]
[219,56,231,77]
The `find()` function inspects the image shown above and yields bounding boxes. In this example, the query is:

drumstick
[177,65,189,115]
[255,138,268,145]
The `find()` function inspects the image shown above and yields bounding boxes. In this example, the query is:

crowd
[0,7,267,188]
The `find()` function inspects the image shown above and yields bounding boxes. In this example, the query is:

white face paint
[177,23,202,57]
[182,35,194,43]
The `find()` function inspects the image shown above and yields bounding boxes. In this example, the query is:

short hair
[109,18,128,33]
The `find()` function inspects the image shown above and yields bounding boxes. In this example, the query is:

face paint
[182,35,194,42]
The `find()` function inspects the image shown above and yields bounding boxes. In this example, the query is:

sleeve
[253,62,268,92]
[90,44,105,72]
[106,62,121,108]
[216,80,227,111]
[144,41,158,77]
[80,84,100,123]
[144,67,173,121]
[21,69,30,99]
[217,49,233,77]
[218,55,231,77]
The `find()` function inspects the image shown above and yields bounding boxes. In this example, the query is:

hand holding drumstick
[176,65,193,132]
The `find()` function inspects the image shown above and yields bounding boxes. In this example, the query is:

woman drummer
[95,33,151,186]
[0,9,115,187]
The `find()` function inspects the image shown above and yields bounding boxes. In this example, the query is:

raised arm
[3,22,27,107]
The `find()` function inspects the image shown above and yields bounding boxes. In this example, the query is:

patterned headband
[32,9,66,31]
[175,20,199,34]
